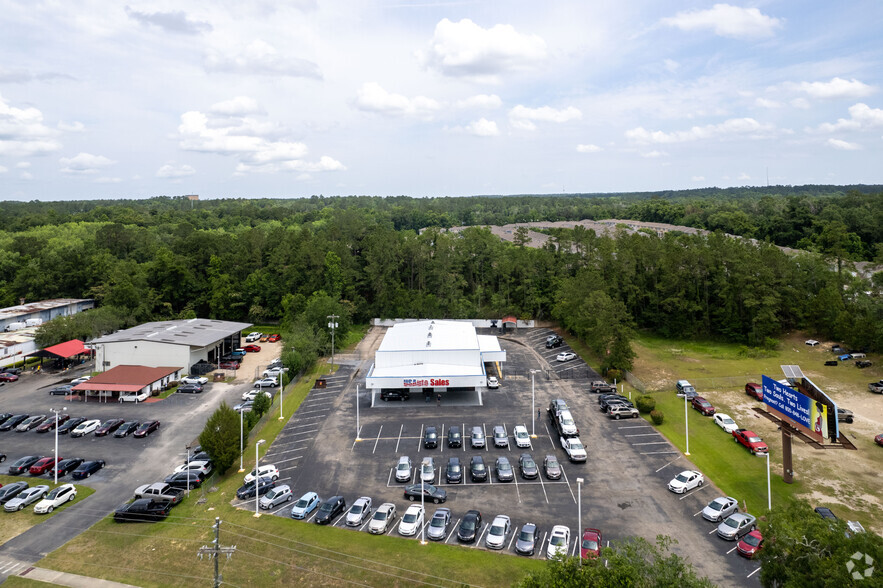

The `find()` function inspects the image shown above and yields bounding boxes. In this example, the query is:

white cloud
[125,7,212,35]
[641,150,667,158]
[663,59,680,73]
[210,96,264,116]
[59,152,115,174]
[508,105,582,132]
[205,39,321,79]
[576,144,602,153]
[15,162,30,169]
[0,94,62,157]
[660,4,782,39]
[790,97,810,109]
[156,163,196,178]
[691,175,706,182]
[0,165,7,173]
[94,177,122,183]
[814,103,883,133]
[465,118,499,137]
[455,94,502,109]
[826,138,861,150]
[419,18,547,81]
[738,172,751,180]
[625,117,776,144]
[57,120,85,132]
[796,77,874,99]
[20,171,33,180]
[354,83,440,119]
[755,97,781,108]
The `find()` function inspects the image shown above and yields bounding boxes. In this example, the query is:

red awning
[501,316,517,325]
[41,339,87,359]
[72,383,144,392]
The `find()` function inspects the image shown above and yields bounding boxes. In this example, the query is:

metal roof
[0,299,92,321]
[72,365,180,390]
[92,318,252,348]
[377,320,479,352]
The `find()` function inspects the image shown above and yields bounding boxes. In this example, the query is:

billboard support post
[782,426,794,484]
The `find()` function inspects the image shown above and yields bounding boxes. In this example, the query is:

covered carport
[26,339,91,370]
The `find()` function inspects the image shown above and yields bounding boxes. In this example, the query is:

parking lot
[244,327,762,586]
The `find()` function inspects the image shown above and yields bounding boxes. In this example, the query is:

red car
[745,382,763,401]
[267,334,281,342]
[875,433,883,447]
[36,414,70,433]
[0,373,19,382]
[737,529,763,558]
[219,361,240,370]
[733,429,769,455]
[242,345,261,353]
[580,527,602,559]
[29,456,61,475]
[691,396,715,416]
[134,420,160,438]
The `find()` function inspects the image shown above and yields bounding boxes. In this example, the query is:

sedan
[691,396,715,416]
[133,420,160,438]
[581,528,602,559]
[16,415,47,432]
[394,456,412,483]
[543,455,562,480]
[243,344,261,353]
[0,481,29,503]
[315,496,346,525]
[36,414,70,433]
[737,529,764,558]
[399,505,424,536]
[114,421,140,438]
[114,499,171,522]
[515,523,540,556]
[713,414,738,433]
[345,496,373,526]
[51,458,85,478]
[72,460,105,479]
[34,483,76,513]
[519,454,539,480]
[702,496,739,522]
[0,373,19,382]
[241,389,272,402]
[445,457,462,484]
[70,419,101,438]
[485,515,511,549]
[717,513,757,540]
[495,457,514,482]
[547,525,570,559]
[29,456,61,475]
[233,401,254,413]
[94,418,125,437]
[556,351,577,362]
[4,485,49,512]
[0,415,29,431]
[458,510,483,543]
[48,385,74,396]
[8,455,44,475]
[259,485,292,510]
[180,375,209,385]
[176,384,203,394]
[403,483,446,504]
[420,457,435,483]
[668,470,704,494]
[368,503,397,534]
[426,507,452,541]
[290,491,320,520]
[237,477,276,500]
[70,375,92,385]
[57,417,87,435]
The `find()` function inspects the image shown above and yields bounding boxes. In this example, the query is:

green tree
[197,403,243,475]
[252,391,272,417]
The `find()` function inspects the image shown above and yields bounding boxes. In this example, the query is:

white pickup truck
[133,483,185,505]
[560,436,587,462]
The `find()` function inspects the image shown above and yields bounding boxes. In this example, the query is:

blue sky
[1,1,881,200]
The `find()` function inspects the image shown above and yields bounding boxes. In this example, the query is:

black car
[164,471,205,489]
[0,481,29,503]
[380,389,410,401]
[52,458,85,477]
[0,414,29,432]
[134,421,160,438]
[423,426,438,449]
[458,510,482,543]
[176,384,203,394]
[598,393,627,405]
[8,455,43,475]
[0,413,12,427]
[114,499,172,522]
[315,496,346,524]
[469,455,488,482]
[3,367,22,375]
[48,385,74,396]
[57,417,87,435]
[519,453,539,479]
[447,426,462,448]
[114,421,140,437]
[403,483,447,504]
[445,457,463,484]
[72,460,105,479]
[94,418,125,437]
[545,335,564,348]
[236,477,275,500]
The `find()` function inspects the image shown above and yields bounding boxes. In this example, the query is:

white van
[4,322,26,332]
[25,318,43,327]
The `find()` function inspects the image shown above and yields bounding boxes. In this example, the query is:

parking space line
[297,414,328,421]
[386,518,398,535]
[642,451,680,455]
[617,425,651,429]
[512,465,522,503]
[559,464,577,503]
[332,513,347,527]
[536,467,549,503]
[417,424,424,452]
[395,424,403,453]
[543,422,555,447]
[538,532,548,559]
[522,423,533,450]
[747,568,761,578]
[372,426,383,454]
[571,538,578,557]
[679,485,709,500]
[482,423,488,452]
[289,423,320,429]
[307,511,319,523]
[655,456,682,472]
[475,523,489,547]
[440,423,444,453]
[387,468,394,486]
[350,427,362,451]
[631,441,671,446]
[359,515,374,532]
[727,545,738,554]
[266,446,308,458]
[708,528,718,535]
[446,520,460,543]
[270,502,292,516]
[272,456,303,465]
[507,531,516,551]
[625,433,663,437]
[693,510,704,517]
[462,422,466,452]
[277,429,318,438]
[295,408,329,415]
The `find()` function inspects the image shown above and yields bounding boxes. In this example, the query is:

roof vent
[426,341,431,347]
[427,332,432,338]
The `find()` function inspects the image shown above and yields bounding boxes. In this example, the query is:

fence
[623,370,645,394]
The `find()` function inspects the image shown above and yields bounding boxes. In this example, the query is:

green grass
[2,576,48,586]
[0,476,96,545]
[340,323,370,351]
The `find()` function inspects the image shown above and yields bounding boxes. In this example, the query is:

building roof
[92,318,252,348]
[0,299,92,321]
[72,365,180,391]
[377,320,479,352]
[41,339,87,359]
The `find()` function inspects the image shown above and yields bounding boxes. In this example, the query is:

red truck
[732,429,768,455]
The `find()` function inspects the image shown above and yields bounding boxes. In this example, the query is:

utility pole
[327,314,339,373]
[197,518,235,588]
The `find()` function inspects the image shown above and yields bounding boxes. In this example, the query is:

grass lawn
[0,477,96,545]
[37,361,545,587]
[2,576,46,586]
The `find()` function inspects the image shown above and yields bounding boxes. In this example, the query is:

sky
[1,1,882,201]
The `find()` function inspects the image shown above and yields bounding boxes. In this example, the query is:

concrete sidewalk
[18,566,140,587]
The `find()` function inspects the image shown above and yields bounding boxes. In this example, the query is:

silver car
[702,496,739,522]
[485,515,511,549]
[493,426,509,448]
[4,485,49,512]
[394,456,412,483]
[426,507,452,541]
[368,503,396,534]
[420,457,435,483]
[345,496,373,526]
[259,485,292,510]
[717,513,757,540]
[471,426,485,448]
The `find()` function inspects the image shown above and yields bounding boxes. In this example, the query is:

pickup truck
[133,483,185,506]
[732,429,768,455]
[560,436,587,462]
[589,380,616,394]
[869,381,883,394]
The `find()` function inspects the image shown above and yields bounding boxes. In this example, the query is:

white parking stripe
[708,528,718,534]
[559,464,577,503]
[625,433,663,437]
[747,568,761,578]
[417,424,424,452]
[373,426,383,454]
[679,485,709,500]
[507,531,516,551]
[446,519,460,543]
[483,423,489,452]
[631,441,671,446]
[727,545,739,554]
[296,408,330,415]
[475,523,489,547]
[642,451,680,455]
[655,456,682,472]
[395,424,403,453]
[289,423,320,429]
[272,456,303,465]
[386,468,393,486]
[350,427,362,451]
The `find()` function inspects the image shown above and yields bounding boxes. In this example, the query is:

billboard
[762,375,828,443]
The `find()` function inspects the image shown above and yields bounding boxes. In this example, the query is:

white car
[420,457,435,483]
[560,436,587,462]
[487,376,499,389]
[175,460,213,476]
[345,496,373,526]
[180,375,208,385]
[241,389,273,402]
[702,496,739,522]
[399,504,424,536]
[263,367,286,378]
[713,413,738,433]
[556,352,577,362]
[4,485,49,512]
[485,515,511,549]
[244,464,279,484]
[547,525,570,559]
[368,503,397,534]
[70,375,92,385]
[259,485,292,510]
[513,425,531,448]
[668,470,704,494]
[244,332,262,342]
[254,377,279,388]
[33,484,77,514]
[70,419,101,437]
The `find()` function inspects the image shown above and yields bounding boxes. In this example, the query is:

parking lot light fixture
[51,406,67,485]
[255,439,266,517]
[684,393,690,456]
[576,477,584,566]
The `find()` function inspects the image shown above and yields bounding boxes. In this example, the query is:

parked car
[262,367,285,378]
[314,496,346,524]
[856,360,872,368]
[4,485,49,511]
[134,420,160,438]
[134,483,185,505]
[588,380,616,394]
[469,455,488,482]
[717,513,757,540]
[732,429,769,455]
[164,471,205,489]
[218,361,240,370]
[668,470,704,494]
[545,334,563,348]
[876,433,883,447]
[290,491,320,519]
[470,426,485,448]
[837,408,854,424]
[814,506,838,521]
[8,455,44,475]
[51,457,84,478]
[423,426,438,449]
[241,389,272,402]
[403,483,446,504]
[114,421,140,438]
[445,457,462,484]
[244,332,262,342]
[70,376,91,385]
[519,453,539,479]
[600,396,633,413]
[458,510,482,543]
[72,460,105,479]
[420,457,435,483]
[180,375,209,385]
[395,456,412,483]
[713,414,738,433]
[345,496,373,526]
[233,401,254,413]
[543,455,562,480]
[48,385,74,396]
[36,413,70,433]
[0,481,29,503]
[399,504,424,536]
[16,415,47,432]
[267,334,281,342]
[495,457,514,482]
[0,413,13,427]
[485,514,511,549]
[70,419,101,438]
[95,418,125,437]
[676,380,696,397]
[447,425,462,448]
[242,344,261,353]
[28,456,61,475]
[513,425,531,448]
[57,417,86,435]
[176,384,203,394]
[608,404,640,419]
[745,382,763,401]
[175,460,213,477]
[487,376,499,388]
[691,396,716,416]
[581,528,602,559]
[702,496,739,522]
[34,483,76,513]
[560,436,587,462]
[260,485,293,510]
[547,525,570,559]
[254,377,279,388]
[493,425,509,448]
[0,414,29,431]
[368,503,397,534]
[380,389,410,401]
[515,523,540,556]
[868,380,883,394]
[737,529,764,558]
[113,499,171,522]
[0,373,20,382]
[427,507,452,541]
[556,351,577,362]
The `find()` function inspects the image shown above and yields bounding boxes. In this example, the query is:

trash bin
[315,378,326,389]
[213,372,225,382]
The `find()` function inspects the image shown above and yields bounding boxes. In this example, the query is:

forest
[4,186,882,372]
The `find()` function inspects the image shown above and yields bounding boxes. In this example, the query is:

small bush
[636,395,656,414]
[650,410,664,425]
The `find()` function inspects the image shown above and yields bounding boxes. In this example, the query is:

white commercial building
[365,320,506,405]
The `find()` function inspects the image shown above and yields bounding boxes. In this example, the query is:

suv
[676,380,697,398]
[424,426,439,449]
[545,335,564,348]
[447,426,462,448]
[492,426,509,448]
[470,426,485,448]
[555,410,579,438]
[745,382,763,401]
[469,455,488,482]
[589,380,616,394]
[445,457,462,484]
[691,396,715,416]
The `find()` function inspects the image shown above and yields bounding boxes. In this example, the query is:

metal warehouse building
[91,318,251,372]
[365,319,506,406]
[0,298,94,332]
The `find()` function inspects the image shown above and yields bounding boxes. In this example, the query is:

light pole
[530,369,540,438]
[278,379,284,421]
[420,475,426,545]
[185,445,191,494]
[254,439,266,517]
[684,393,690,456]
[50,407,67,485]
[239,409,244,472]
[762,451,772,511]
[327,315,339,373]
[355,384,361,441]
[576,477,584,565]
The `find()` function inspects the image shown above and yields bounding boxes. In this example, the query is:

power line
[233,546,372,587]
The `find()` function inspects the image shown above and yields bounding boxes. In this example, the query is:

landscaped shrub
[636,395,656,414]
[650,410,664,425]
